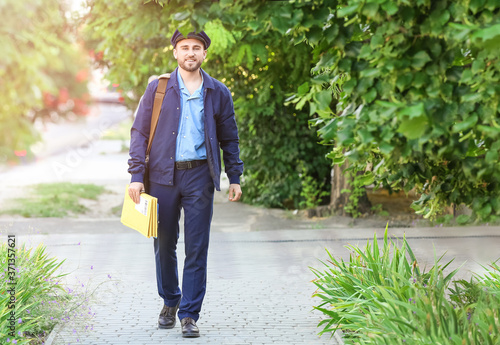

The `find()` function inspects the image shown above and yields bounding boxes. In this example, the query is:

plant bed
[0,243,92,344]
[311,226,500,344]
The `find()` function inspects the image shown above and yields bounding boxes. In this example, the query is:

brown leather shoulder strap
[146,73,171,156]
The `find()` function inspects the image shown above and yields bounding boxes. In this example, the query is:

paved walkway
[10,229,344,345]
[4,222,500,345]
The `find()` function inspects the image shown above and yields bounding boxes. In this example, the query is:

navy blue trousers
[150,163,214,321]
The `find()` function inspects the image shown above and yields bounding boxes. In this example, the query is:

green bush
[291,0,500,222]
[299,164,330,210]
[312,227,500,344]
[0,243,70,344]
[1,241,100,344]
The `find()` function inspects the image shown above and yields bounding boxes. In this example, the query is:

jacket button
[170,157,173,159]
[177,107,179,110]
[172,131,175,135]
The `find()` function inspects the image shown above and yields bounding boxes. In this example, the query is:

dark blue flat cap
[171,29,211,49]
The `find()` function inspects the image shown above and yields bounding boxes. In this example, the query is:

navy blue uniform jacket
[128,67,244,191]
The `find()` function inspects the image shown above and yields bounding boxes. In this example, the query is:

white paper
[135,196,148,216]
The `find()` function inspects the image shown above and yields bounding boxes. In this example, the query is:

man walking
[127,29,243,338]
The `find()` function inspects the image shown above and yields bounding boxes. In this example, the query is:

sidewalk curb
[335,329,345,345]
[44,323,64,345]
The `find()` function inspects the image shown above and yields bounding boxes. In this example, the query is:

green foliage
[299,164,329,209]
[311,226,445,334]
[83,0,332,209]
[0,243,70,344]
[456,214,473,225]
[435,213,455,225]
[2,183,107,217]
[449,278,483,308]
[371,203,390,217]
[311,227,500,344]
[0,0,89,162]
[290,0,500,221]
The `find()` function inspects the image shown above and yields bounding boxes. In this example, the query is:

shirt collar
[177,69,204,97]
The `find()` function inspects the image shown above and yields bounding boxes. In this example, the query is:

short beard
[179,59,202,72]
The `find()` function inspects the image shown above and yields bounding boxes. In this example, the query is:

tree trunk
[330,161,350,216]
[330,161,372,216]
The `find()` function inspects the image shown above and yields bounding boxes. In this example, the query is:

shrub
[0,243,78,344]
[311,226,500,344]
[292,0,500,222]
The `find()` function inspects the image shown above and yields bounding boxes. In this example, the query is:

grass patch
[110,203,123,216]
[2,183,106,217]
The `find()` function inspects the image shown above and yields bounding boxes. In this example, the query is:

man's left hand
[228,184,242,202]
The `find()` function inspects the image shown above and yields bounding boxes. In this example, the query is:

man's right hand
[128,182,145,204]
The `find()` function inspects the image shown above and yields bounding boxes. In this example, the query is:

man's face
[173,39,207,72]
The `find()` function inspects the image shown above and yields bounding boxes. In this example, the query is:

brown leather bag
[144,73,170,193]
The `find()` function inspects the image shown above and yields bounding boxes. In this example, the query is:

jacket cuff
[228,175,240,185]
[131,173,144,184]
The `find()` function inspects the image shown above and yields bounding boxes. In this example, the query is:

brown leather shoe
[181,317,200,338]
[158,300,180,329]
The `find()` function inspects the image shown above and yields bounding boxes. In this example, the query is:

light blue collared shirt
[175,69,206,162]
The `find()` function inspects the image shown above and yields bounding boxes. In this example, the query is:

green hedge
[290,0,500,221]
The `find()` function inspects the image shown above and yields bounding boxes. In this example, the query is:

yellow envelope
[149,197,158,238]
[121,185,158,238]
